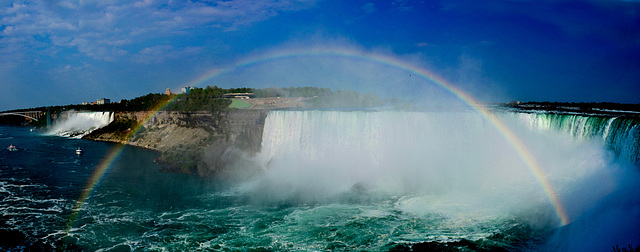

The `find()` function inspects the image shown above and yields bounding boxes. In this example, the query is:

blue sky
[1,0,638,110]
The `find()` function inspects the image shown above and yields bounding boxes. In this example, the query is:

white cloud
[55,62,90,73]
[2,26,14,34]
[132,45,203,64]
[134,0,154,8]
[58,1,78,9]
[4,3,27,14]
[0,0,317,62]
[392,0,413,11]
[362,3,376,15]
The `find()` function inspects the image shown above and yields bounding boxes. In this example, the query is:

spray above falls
[46,111,114,138]
[515,113,640,165]
[245,109,640,250]
[253,111,613,222]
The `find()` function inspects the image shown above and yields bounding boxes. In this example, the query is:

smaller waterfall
[46,111,114,138]
[515,113,640,165]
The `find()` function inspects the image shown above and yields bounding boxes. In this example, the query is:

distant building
[181,86,192,94]
[82,102,88,105]
[165,88,172,95]
[222,93,255,99]
[97,98,110,105]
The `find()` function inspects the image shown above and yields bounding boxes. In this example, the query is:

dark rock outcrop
[84,109,270,177]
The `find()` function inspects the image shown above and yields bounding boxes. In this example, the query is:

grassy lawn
[229,99,252,109]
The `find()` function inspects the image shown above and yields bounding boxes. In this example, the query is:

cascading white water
[513,112,640,165]
[46,111,114,138]
[256,110,531,197]
[250,109,640,250]
[255,111,612,214]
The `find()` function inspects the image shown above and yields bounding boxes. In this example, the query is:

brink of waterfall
[46,111,114,138]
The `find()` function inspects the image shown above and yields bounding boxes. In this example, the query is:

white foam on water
[46,111,114,138]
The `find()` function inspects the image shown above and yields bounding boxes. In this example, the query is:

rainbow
[64,98,181,236]
[65,47,570,236]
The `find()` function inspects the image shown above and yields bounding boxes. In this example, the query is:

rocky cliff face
[84,109,270,177]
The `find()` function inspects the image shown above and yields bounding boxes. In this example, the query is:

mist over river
[0,109,638,251]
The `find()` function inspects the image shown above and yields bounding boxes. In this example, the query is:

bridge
[0,111,44,121]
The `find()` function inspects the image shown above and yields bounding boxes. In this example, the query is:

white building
[97,98,110,105]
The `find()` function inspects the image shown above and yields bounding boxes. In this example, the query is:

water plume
[46,111,114,138]
[244,110,630,233]
[186,44,573,225]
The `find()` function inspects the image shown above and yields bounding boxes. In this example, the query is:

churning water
[0,109,638,251]
[46,111,114,138]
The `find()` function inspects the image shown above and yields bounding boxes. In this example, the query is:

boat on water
[76,147,82,155]
[7,144,17,151]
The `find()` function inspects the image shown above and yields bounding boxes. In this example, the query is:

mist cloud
[204,35,502,105]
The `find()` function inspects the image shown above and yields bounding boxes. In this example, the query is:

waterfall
[46,111,114,138]
[256,110,505,197]
[254,110,610,207]
[252,109,640,250]
[514,113,640,165]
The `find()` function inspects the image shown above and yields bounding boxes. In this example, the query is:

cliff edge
[84,109,270,177]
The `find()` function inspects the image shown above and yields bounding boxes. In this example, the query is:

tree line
[506,101,640,112]
[2,86,385,125]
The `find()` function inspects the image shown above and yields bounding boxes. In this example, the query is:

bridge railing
[0,111,44,121]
